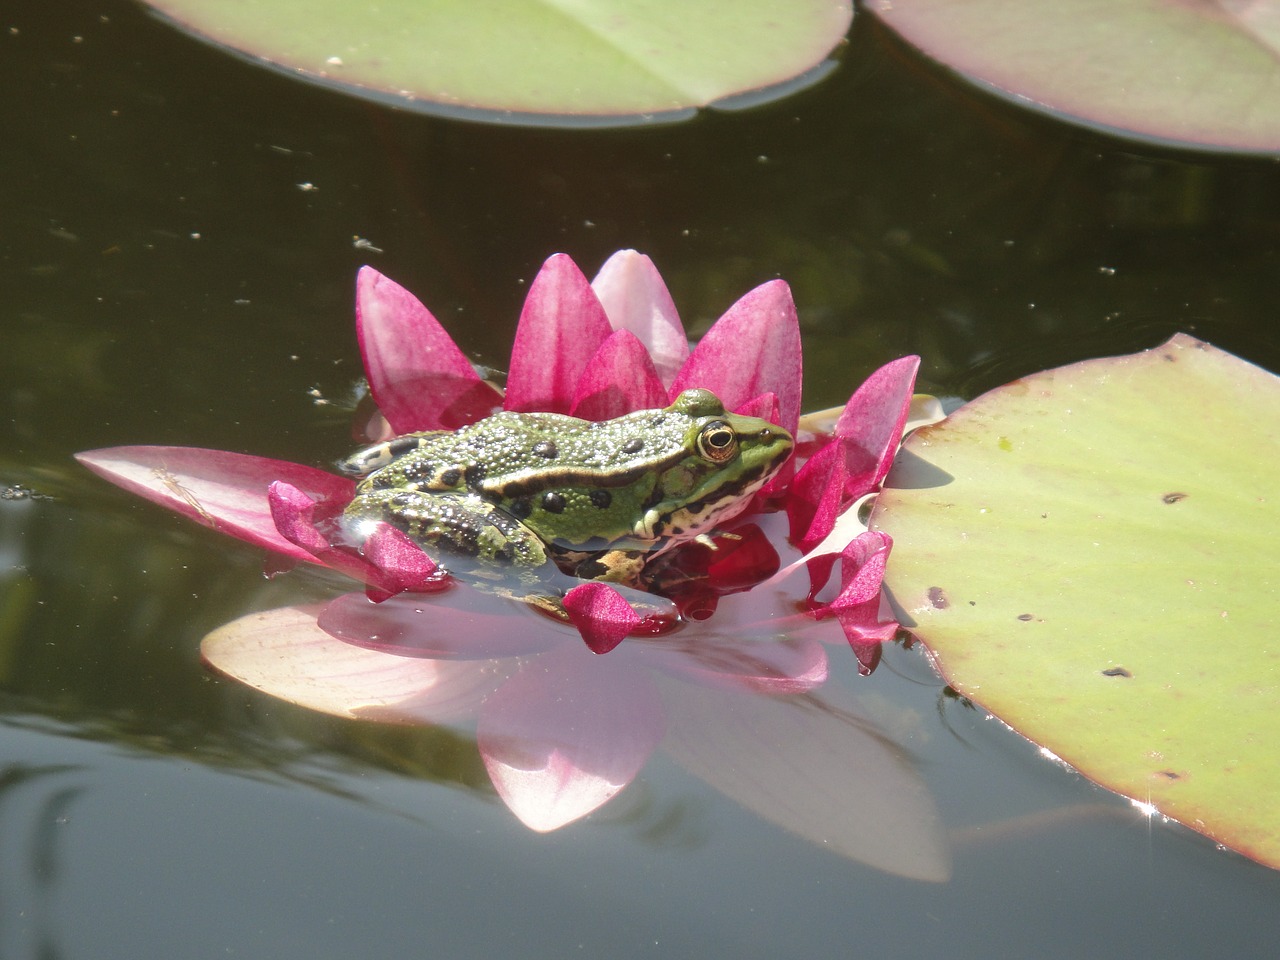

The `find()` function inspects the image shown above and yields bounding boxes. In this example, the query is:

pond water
[6,2,1280,957]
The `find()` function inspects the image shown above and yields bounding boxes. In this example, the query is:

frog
[338,388,794,606]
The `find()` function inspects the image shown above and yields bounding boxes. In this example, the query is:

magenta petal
[569,330,669,421]
[562,582,642,654]
[505,254,614,415]
[355,267,502,433]
[590,250,689,388]
[76,446,353,563]
[267,482,398,593]
[477,644,664,831]
[831,531,892,612]
[832,355,921,496]
[670,279,803,437]
[836,596,899,674]
[362,523,441,592]
[787,440,850,554]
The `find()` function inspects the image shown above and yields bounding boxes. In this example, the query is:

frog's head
[641,388,794,541]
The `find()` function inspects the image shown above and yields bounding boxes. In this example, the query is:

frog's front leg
[343,489,551,574]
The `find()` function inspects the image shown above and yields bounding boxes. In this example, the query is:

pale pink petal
[660,677,950,880]
[318,591,559,659]
[76,446,352,563]
[505,254,614,415]
[568,330,669,421]
[831,355,921,496]
[590,250,689,388]
[200,604,501,724]
[477,644,664,831]
[670,280,803,437]
[562,582,642,654]
[355,267,502,433]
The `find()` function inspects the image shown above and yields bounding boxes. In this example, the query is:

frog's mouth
[634,455,783,542]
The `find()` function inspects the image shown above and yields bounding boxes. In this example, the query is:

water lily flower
[75,251,921,828]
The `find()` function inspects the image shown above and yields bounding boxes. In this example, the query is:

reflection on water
[7,0,1280,956]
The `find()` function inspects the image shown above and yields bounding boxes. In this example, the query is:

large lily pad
[142,0,852,125]
[870,334,1280,869]
[867,0,1280,153]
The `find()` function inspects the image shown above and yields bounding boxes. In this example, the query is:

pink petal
[201,605,502,725]
[787,440,850,555]
[670,279,803,437]
[477,644,664,831]
[785,357,920,552]
[562,582,642,654]
[832,355,921,496]
[505,254,614,415]
[361,522,441,590]
[355,267,502,433]
[267,482,402,594]
[590,250,689,388]
[317,591,561,659]
[831,531,892,612]
[836,597,899,675]
[76,446,352,563]
[568,330,669,421]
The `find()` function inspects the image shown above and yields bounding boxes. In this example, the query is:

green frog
[339,389,793,603]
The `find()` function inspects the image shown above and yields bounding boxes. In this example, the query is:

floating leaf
[142,0,853,125]
[867,0,1280,153]
[871,334,1280,869]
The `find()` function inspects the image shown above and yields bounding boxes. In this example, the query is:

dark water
[4,2,1280,957]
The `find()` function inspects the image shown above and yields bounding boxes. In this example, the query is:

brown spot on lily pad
[927,586,949,609]
[1101,666,1133,678]
[1017,613,1035,622]
[1163,492,1189,504]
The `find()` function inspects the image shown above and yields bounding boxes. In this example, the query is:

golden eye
[697,421,738,462]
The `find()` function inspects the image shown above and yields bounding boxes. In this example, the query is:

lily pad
[867,0,1280,153]
[141,0,853,125]
[870,334,1280,869]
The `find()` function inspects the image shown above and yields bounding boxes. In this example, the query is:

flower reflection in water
[78,252,945,877]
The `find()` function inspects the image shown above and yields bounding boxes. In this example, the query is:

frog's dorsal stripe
[475,452,690,500]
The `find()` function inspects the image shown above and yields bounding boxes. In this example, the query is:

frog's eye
[697,421,738,462]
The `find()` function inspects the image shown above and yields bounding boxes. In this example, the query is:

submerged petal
[505,254,614,415]
[590,250,689,388]
[670,279,802,436]
[562,582,643,654]
[201,605,500,725]
[477,644,664,831]
[355,267,502,433]
[318,590,559,660]
[76,446,352,563]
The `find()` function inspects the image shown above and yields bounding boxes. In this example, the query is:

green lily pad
[867,0,1280,153]
[870,334,1280,869]
[142,0,852,125]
